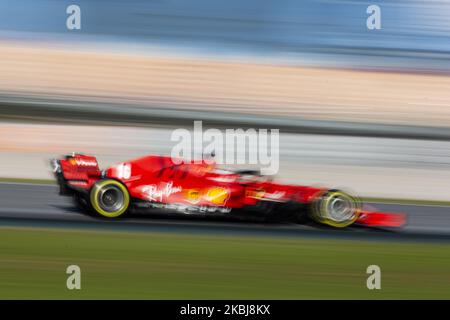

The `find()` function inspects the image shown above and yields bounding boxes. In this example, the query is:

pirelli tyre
[89,180,130,218]
[310,190,361,228]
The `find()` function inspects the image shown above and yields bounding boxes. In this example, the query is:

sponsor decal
[69,158,98,167]
[263,191,285,200]
[68,180,88,187]
[116,163,132,179]
[140,181,182,202]
[246,189,285,201]
[185,189,201,204]
[246,188,265,199]
[205,187,230,205]
[138,202,231,214]
[184,187,230,205]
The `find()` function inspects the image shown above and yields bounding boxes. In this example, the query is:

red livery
[51,153,406,229]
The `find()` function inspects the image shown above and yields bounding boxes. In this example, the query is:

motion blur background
[1,0,450,200]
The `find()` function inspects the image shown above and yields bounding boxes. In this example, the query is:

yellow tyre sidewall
[90,180,130,218]
[312,191,361,228]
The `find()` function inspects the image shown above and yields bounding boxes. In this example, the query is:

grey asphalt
[0,182,450,241]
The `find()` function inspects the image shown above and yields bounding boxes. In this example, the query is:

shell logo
[206,187,229,205]
[69,158,77,166]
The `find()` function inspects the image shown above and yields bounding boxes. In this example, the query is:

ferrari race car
[51,153,406,229]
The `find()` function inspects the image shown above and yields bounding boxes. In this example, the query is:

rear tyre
[89,180,130,218]
[310,190,361,228]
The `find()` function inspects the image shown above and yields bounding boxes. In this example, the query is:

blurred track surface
[0,183,449,241]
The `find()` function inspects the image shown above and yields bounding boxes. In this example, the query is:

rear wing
[51,153,101,195]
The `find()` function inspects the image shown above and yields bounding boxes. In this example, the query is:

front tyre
[90,180,130,218]
[310,190,361,228]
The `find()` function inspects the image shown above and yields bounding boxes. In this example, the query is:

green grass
[0,227,449,299]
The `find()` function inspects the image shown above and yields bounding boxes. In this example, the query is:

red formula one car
[51,153,406,229]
